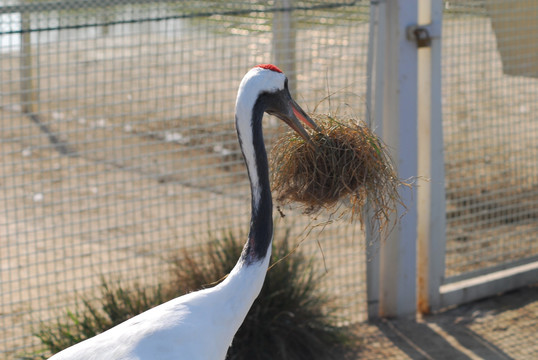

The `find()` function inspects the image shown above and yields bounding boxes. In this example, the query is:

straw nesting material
[270,114,408,229]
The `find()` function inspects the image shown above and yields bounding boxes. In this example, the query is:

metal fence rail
[0,1,370,357]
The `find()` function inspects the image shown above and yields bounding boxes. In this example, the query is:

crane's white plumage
[49,65,317,360]
[50,258,269,360]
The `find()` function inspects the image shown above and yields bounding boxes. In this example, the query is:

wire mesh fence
[0,1,370,357]
[442,0,538,280]
[2,0,538,358]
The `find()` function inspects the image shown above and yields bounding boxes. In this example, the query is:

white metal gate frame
[365,0,538,318]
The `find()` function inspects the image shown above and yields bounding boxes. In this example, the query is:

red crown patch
[255,64,283,73]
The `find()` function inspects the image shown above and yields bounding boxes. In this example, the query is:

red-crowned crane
[49,64,319,360]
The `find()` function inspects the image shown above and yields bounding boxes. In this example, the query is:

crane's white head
[235,64,319,141]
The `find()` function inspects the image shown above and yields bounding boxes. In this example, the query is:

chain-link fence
[442,0,538,281]
[0,1,370,357]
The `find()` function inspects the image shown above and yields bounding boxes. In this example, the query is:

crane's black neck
[236,96,273,264]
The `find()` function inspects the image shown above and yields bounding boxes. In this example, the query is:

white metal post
[367,0,419,318]
[365,0,386,319]
[416,0,446,314]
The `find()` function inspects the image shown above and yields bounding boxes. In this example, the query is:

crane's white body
[50,256,270,360]
[49,65,314,360]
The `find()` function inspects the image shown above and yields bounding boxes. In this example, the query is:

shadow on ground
[351,284,537,359]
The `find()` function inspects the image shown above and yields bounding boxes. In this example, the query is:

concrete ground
[350,284,537,359]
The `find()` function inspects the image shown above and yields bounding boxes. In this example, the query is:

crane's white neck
[201,67,285,354]
[234,68,283,264]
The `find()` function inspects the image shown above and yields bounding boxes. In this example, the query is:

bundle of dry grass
[270,114,408,229]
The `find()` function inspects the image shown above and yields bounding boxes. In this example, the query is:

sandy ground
[0,7,537,359]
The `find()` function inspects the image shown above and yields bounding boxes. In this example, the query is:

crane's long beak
[284,99,321,141]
